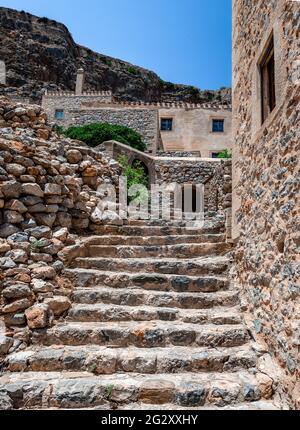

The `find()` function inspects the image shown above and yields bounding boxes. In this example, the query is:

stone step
[83,233,226,246]
[118,401,280,410]
[86,243,231,259]
[0,370,273,409]
[71,287,239,309]
[66,268,230,293]
[5,345,257,374]
[74,256,230,276]
[67,303,242,324]
[32,321,250,348]
[89,222,224,237]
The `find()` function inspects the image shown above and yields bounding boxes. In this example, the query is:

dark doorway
[181,185,201,213]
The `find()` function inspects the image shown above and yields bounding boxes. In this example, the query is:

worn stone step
[66,268,230,293]
[71,287,239,309]
[89,222,224,237]
[5,345,257,374]
[0,370,273,409]
[83,234,226,247]
[67,303,242,324]
[74,256,230,276]
[32,321,250,348]
[86,243,231,259]
[118,401,280,410]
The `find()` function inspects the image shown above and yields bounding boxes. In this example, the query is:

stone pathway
[0,218,283,409]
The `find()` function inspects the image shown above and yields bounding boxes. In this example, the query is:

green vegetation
[54,125,65,135]
[88,363,98,374]
[118,156,149,204]
[127,66,139,75]
[217,149,232,159]
[60,123,146,152]
[101,57,112,67]
[165,81,176,89]
[106,384,114,399]
[188,86,200,96]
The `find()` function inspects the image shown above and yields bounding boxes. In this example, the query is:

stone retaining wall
[0,97,124,354]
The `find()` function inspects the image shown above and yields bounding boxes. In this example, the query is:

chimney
[75,68,85,95]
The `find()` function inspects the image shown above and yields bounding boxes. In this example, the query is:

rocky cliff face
[0,7,231,104]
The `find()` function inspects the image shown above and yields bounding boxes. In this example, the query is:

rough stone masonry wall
[68,108,159,152]
[0,97,123,357]
[42,94,159,153]
[42,93,113,119]
[232,0,300,407]
[155,158,232,214]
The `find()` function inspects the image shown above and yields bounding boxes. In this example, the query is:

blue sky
[1,0,232,90]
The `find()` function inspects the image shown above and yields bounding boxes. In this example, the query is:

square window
[161,118,173,131]
[212,119,224,133]
[55,109,64,120]
[259,34,276,124]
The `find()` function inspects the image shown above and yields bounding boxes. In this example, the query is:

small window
[211,152,221,159]
[161,118,173,131]
[212,119,224,133]
[55,109,64,120]
[259,34,276,124]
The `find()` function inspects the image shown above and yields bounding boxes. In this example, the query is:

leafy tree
[61,123,146,152]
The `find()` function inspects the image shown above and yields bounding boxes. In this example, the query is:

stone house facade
[232,0,300,407]
[159,105,232,157]
[42,84,232,156]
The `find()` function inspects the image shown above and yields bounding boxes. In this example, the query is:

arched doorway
[131,159,150,189]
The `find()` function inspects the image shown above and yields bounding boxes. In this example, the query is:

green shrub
[61,123,146,152]
[54,125,66,135]
[188,86,200,96]
[118,156,149,204]
[101,57,112,67]
[217,149,232,159]
[127,66,139,75]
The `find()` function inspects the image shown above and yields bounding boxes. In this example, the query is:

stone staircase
[0,217,281,410]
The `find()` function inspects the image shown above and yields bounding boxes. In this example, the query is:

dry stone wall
[0,97,123,356]
[155,158,232,214]
[232,0,300,407]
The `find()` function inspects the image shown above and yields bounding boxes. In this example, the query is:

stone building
[42,71,232,157]
[232,0,300,407]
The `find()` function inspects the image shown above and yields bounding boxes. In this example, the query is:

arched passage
[127,157,153,189]
[131,159,150,189]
